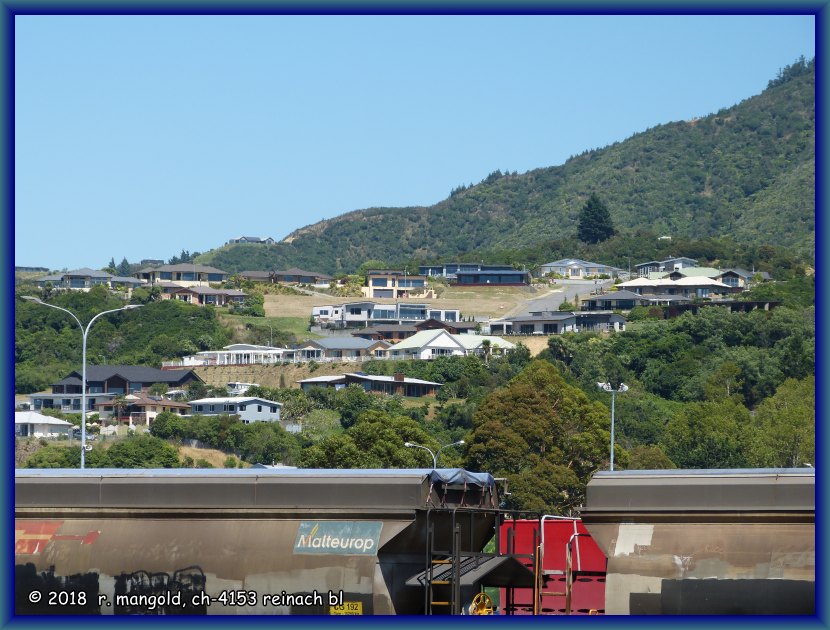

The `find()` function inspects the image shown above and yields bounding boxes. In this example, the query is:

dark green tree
[577,194,616,244]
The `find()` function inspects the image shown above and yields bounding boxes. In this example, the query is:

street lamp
[596,382,628,471]
[22,297,142,468]
[404,440,465,469]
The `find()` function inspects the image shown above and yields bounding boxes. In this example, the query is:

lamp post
[22,297,142,468]
[596,382,628,471]
[404,440,465,469]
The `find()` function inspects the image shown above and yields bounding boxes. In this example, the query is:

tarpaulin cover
[428,469,495,492]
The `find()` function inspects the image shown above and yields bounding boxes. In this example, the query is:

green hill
[198,59,814,275]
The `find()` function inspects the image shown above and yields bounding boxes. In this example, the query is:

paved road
[506,279,616,317]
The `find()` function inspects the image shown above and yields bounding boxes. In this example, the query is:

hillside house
[297,373,442,398]
[488,311,626,335]
[635,257,698,277]
[189,397,282,424]
[133,264,229,287]
[95,395,190,425]
[617,276,734,299]
[162,344,297,368]
[36,268,145,295]
[294,337,390,362]
[363,270,430,299]
[29,366,202,413]
[312,302,460,328]
[419,262,517,280]
[385,330,514,360]
[454,269,531,286]
[15,411,73,438]
[536,258,621,279]
[715,269,772,289]
[227,236,276,245]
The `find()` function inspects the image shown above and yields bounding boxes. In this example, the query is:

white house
[536,259,621,279]
[188,397,282,425]
[386,330,515,360]
[15,411,73,438]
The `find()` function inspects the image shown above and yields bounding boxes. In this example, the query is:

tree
[116,257,131,277]
[745,376,814,468]
[465,360,616,514]
[577,193,615,244]
[661,399,751,469]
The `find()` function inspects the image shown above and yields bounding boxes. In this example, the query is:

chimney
[394,372,405,382]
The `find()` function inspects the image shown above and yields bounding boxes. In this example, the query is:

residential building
[95,395,190,425]
[35,268,145,294]
[580,290,691,311]
[189,397,282,424]
[133,264,229,287]
[488,311,626,335]
[362,270,431,299]
[715,269,772,289]
[635,257,698,278]
[294,337,390,362]
[273,267,334,285]
[536,258,621,278]
[385,330,515,360]
[616,276,734,299]
[15,411,73,438]
[164,285,247,307]
[297,372,442,398]
[227,382,259,396]
[29,365,203,413]
[419,262,517,280]
[455,269,531,286]
[312,302,460,328]
[140,259,165,266]
[349,319,479,342]
[162,344,296,368]
[227,236,276,245]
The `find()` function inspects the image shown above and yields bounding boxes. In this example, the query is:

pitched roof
[452,334,515,350]
[56,365,202,385]
[300,336,390,351]
[189,397,283,407]
[589,290,647,300]
[276,267,334,279]
[386,330,460,352]
[540,258,617,269]
[136,264,228,274]
[15,411,73,426]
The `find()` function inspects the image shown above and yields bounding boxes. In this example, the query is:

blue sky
[14,14,815,271]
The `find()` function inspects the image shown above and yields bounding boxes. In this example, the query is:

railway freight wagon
[580,468,815,615]
[499,517,606,615]
[15,468,534,616]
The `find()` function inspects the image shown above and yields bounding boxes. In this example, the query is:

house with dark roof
[487,311,626,335]
[454,269,531,286]
[297,372,442,398]
[715,268,772,289]
[635,257,698,277]
[228,236,276,245]
[133,264,229,287]
[419,262,517,280]
[29,366,203,413]
[580,290,692,311]
[165,285,247,307]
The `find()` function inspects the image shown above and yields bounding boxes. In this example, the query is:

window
[349,307,362,315]
[371,278,388,287]
[239,405,246,411]
[257,405,263,412]
[194,405,202,412]
[209,405,215,412]
[160,272,172,280]
[271,406,277,413]
[207,273,223,282]
[226,405,236,412]
[319,310,329,316]
[519,324,535,334]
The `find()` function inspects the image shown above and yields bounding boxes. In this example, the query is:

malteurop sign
[293,521,383,556]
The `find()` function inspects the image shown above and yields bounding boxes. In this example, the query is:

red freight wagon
[499,517,606,615]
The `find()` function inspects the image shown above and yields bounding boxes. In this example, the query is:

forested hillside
[198,58,814,275]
